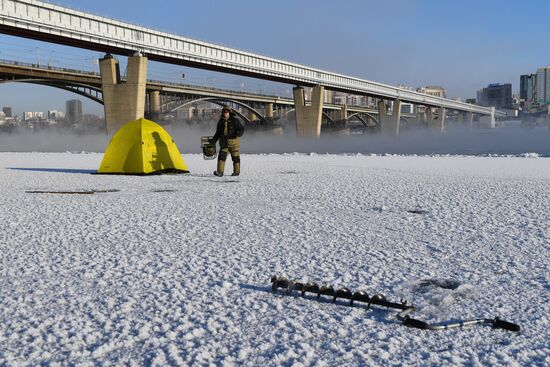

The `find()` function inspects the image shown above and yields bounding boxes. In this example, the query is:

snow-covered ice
[0,152,548,366]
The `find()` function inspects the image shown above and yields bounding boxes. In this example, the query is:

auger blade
[351,290,369,306]
[271,276,289,292]
[318,285,335,299]
[334,288,353,303]
[301,282,319,296]
[291,281,305,292]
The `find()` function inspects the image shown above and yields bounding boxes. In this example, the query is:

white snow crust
[0,152,548,366]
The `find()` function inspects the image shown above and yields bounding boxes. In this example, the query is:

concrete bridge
[0,58,388,131]
[0,0,504,135]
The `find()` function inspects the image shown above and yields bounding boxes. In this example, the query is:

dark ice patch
[202,179,240,184]
[415,278,462,291]
[407,209,429,215]
[26,189,120,194]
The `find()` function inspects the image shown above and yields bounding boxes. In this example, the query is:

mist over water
[0,120,548,156]
[236,121,550,156]
[0,128,110,153]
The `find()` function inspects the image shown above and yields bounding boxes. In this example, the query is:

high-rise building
[66,99,82,123]
[524,73,538,110]
[396,85,415,113]
[530,73,537,108]
[332,92,347,105]
[323,90,333,104]
[48,110,65,120]
[347,95,368,107]
[2,106,12,118]
[519,66,549,111]
[520,74,530,101]
[23,111,44,120]
[417,86,446,99]
[476,83,512,109]
[536,66,550,106]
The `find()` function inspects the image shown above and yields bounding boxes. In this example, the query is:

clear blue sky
[1,0,549,116]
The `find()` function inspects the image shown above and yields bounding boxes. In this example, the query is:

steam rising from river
[0,119,548,156]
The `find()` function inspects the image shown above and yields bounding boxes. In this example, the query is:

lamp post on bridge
[84,57,99,74]
[30,46,40,67]
[46,50,57,68]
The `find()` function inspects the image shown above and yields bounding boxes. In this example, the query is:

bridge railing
[0,57,505,117]
[0,57,294,102]
[0,57,100,76]
[0,57,287,99]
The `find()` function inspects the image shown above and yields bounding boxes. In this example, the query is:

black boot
[232,162,240,176]
[214,171,223,177]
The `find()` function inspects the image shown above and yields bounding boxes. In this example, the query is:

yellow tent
[98,118,189,174]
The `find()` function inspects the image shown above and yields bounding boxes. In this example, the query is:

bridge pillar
[380,99,400,135]
[426,107,443,132]
[428,107,445,131]
[99,54,147,134]
[479,107,496,128]
[457,111,465,123]
[467,112,474,130]
[377,100,387,127]
[416,109,426,124]
[367,115,376,127]
[148,91,161,121]
[266,103,273,119]
[457,111,470,129]
[293,85,324,137]
[338,104,348,127]
[439,107,446,130]
[426,107,433,125]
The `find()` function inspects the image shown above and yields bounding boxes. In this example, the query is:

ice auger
[270,276,520,332]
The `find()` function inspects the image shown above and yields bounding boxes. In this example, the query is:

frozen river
[0,152,548,366]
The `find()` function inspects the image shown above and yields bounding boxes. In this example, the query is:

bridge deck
[0,0,497,116]
[0,58,385,114]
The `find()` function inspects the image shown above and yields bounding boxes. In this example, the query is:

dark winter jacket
[211,114,244,148]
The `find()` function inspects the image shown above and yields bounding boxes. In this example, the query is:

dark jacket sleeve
[211,119,223,143]
[231,118,244,138]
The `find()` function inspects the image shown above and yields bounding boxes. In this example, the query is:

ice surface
[0,152,548,366]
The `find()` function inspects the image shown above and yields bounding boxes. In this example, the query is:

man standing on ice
[210,106,245,177]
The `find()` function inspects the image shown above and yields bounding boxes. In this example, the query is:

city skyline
[2,0,550,116]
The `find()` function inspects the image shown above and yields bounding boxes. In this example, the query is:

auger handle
[493,318,520,332]
[402,316,429,329]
